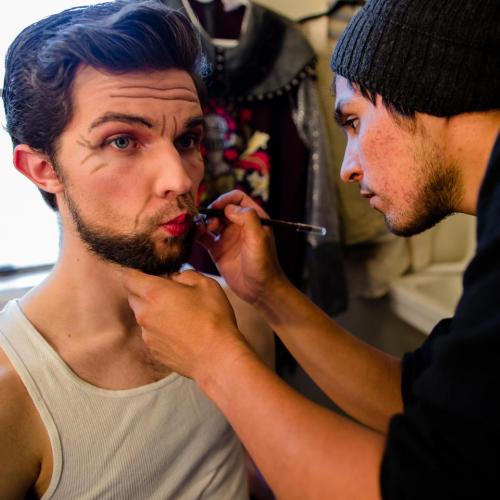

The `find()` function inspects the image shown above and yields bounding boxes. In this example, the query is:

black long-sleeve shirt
[381,133,500,500]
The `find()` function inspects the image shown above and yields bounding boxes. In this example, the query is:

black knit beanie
[331,0,500,116]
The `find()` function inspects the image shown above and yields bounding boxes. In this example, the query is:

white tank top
[0,300,248,499]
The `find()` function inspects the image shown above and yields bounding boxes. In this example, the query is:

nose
[153,143,194,198]
[340,142,363,184]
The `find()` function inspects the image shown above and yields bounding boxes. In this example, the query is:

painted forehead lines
[109,85,199,103]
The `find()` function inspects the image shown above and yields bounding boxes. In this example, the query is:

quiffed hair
[2,0,207,209]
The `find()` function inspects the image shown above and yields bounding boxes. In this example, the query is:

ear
[13,144,64,195]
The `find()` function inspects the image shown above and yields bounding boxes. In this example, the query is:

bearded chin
[78,226,195,276]
[66,196,195,276]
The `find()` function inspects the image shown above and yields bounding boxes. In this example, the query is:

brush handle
[199,208,327,236]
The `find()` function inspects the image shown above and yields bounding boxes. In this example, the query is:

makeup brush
[198,208,327,236]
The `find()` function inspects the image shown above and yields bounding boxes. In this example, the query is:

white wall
[256,0,328,20]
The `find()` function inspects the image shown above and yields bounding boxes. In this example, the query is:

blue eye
[111,136,132,149]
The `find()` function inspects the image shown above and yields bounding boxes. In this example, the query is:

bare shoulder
[0,347,52,498]
[207,274,275,370]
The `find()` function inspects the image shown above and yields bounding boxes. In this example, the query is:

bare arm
[0,349,50,499]
[198,346,385,500]
[254,279,401,432]
[220,278,275,370]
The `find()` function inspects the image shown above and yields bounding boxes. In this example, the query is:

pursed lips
[159,212,192,237]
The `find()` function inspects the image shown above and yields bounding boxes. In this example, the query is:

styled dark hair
[2,0,207,210]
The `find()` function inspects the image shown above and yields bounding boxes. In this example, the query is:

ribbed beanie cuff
[331,0,500,116]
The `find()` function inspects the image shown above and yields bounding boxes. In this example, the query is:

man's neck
[19,244,172,389]
[445,110,500,214]
[22,248,135,340]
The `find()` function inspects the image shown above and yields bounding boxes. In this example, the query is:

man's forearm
[198,346,385,500]
[255,280,402,432]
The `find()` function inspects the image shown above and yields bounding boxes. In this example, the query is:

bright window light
[0,1,101,270]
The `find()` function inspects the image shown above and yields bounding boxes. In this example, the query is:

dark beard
[66,194,195,276]
[387,145,463,238]
[388,169,460,237]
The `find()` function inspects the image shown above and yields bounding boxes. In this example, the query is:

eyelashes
[174,132,203,151]
[101,134,140,152]
[342,117,359,132]
[98,131,203,154]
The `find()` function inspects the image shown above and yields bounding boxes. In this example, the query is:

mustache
[147,193,198,227]
[181,194,199,218]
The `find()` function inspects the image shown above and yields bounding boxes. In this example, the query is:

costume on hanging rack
[163,0,347,316]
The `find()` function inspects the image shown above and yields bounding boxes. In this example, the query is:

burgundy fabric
[188,0,246,40]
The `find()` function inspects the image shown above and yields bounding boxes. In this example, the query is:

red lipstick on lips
[160,212,192,237]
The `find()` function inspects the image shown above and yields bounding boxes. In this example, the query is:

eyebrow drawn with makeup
[88,112,154,134]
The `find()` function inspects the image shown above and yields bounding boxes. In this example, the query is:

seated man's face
[54,66,205,275]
